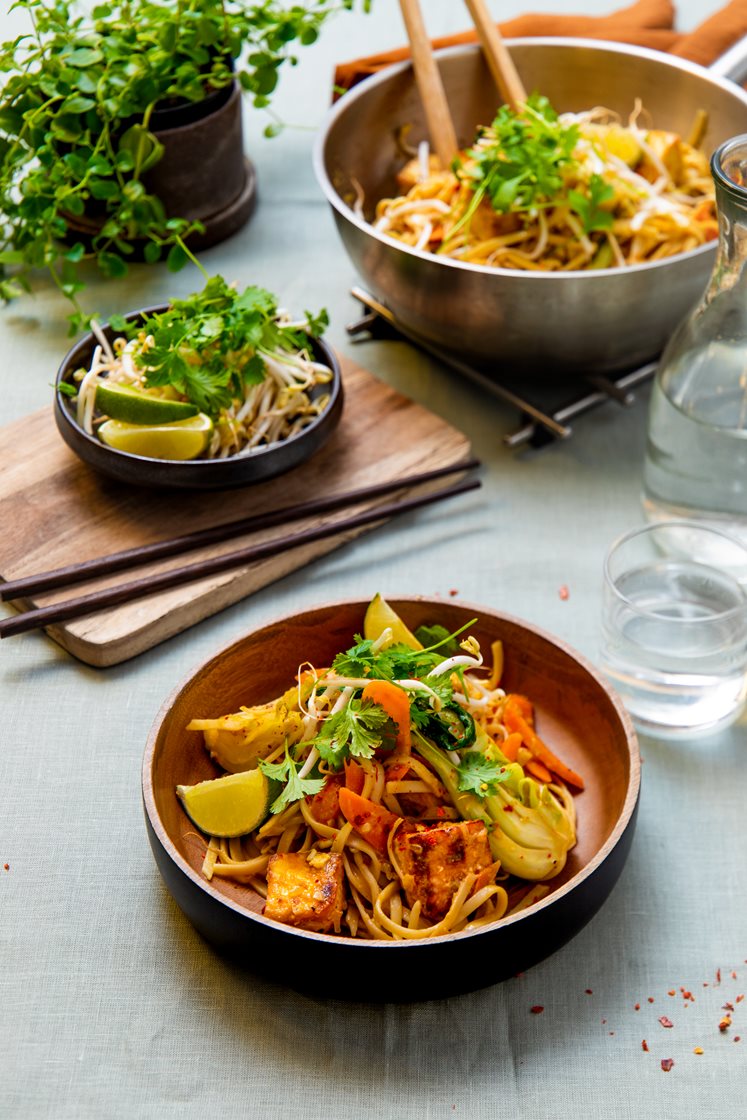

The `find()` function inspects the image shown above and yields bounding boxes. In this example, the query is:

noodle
[182,606,583,942]
[371,103,716,272]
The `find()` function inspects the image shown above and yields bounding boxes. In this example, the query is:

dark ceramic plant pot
[65,79,256,253]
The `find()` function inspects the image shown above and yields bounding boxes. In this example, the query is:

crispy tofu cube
[263,851,345,933]
[393,820,492,921]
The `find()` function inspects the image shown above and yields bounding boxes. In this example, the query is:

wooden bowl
[54,307,343,490]
[143,598,640,1000]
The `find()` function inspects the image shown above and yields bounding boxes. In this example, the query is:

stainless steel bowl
[314,37,747,376]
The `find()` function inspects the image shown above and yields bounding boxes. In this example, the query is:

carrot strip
[338,787,398,854]
[500,731,522,762]
[525,758,553,784]
[361,679,411,754]
[344,758,366,794]
[504,695,585,790]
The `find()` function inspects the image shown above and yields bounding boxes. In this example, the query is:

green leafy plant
[0,0,367,330]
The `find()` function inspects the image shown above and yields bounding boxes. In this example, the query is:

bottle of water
[642,134,747,547]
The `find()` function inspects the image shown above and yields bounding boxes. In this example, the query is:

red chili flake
[585,989,593,995]
[693,1047,704,1055]
[609,1031,615,1036]
[722,1002,735,1012]
[448,588,459,598]
[658,1016,674,1029]
[736,995,745,1004]
[716,969,722,984]
[732,971,738,980]
[2,863,8,871]
[530,1005,544,1014]
[503,805,514,812]
[660,1059,674,1072]
[734,1037,741,1043]
[719,1015,732,1032]
[703,982,709,988]
[601,1019,607,1025]
[682,991,694,1001]
[648,997,655,1004]
[641,1040,649,1052]
[558,585,569,601]
[634,1003,641,1011]
[668,990,676,997]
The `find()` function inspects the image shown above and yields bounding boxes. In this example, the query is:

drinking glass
[600,522,747,737]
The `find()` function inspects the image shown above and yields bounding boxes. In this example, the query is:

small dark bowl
[143,598,640,1001]
[54,306,344,491]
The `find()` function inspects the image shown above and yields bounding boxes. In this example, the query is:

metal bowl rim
[313,35,747,280]
[143,595,641,953]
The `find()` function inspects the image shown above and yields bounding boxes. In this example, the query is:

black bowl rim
[142,595,641,953]
[312,35,744,281]
[54,305,343,483]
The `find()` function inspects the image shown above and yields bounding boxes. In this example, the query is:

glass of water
[600,522,747,737]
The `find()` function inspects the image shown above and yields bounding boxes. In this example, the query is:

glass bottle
[642,134,747,545]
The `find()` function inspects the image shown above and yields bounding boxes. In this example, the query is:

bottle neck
[709,140,747,293]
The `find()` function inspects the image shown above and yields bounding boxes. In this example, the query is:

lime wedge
[363,593,423,650]
[98,413,213,460]
[177,769,275,837]
[95,382,199,425]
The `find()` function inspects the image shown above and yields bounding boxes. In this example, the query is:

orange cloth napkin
[333,0,747,94]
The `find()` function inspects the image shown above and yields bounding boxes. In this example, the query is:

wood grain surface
[0,358,471,666]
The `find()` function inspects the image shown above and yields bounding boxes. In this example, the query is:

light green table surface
[2,2,745,1117]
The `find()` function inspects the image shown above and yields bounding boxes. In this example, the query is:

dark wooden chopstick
[0,457,480,602]
[0,476,481,638]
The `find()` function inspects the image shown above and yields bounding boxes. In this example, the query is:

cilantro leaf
[568,173,615,233]
[258,746,325,814]
[314,698,393,767]
[123,275,326,418]
[457,92,580,225]
[456,752,512,798]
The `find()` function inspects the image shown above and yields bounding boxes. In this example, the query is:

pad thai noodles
[368,95,716,272]
[177,597,583,941]
[67,275,333,460]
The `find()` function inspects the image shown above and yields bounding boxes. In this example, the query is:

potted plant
[0,0,367,330]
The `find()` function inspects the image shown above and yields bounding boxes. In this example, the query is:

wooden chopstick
[1,457,480,602]
[0,477,481,638]
[399,0,459,167]
[462,0,527,112]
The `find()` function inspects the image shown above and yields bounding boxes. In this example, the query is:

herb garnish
[259,744,325,815]
[313,699,395,767]
[449,93,615,239]
[455,752,512,797]
[112,273,327,418]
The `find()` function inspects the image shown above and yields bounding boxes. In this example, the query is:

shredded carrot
[503,694,585,790]
[344,758,366,794]
[525,758,554,784]
[500,731,522,762]
[361,679,411,754]
[338,787,398,854]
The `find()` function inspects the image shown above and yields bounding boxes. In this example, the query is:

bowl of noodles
[314,37,747,376]
[142,596,640,1000]
[54,276,343,490]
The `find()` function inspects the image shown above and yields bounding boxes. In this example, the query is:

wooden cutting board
[0,357,471,667]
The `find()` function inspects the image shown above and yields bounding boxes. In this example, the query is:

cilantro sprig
[456,752,512,798]
[111,274,327,418]
[449,93,616,240]
[567,173,615,233]
[313,698,395,768]
[258,744,325,815]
